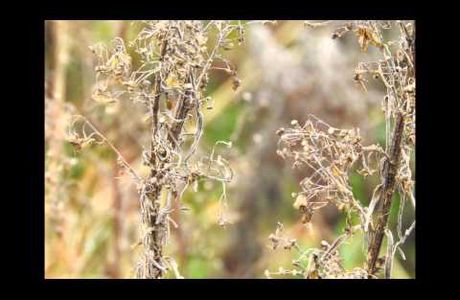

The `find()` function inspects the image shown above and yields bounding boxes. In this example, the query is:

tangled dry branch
[68,20,250,278]
[267,20,415,279]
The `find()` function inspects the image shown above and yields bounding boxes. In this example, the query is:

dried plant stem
[366,112,405,276]
[140,85,166,278]
[139,187,164,278]
[168,88,193,147]
[150,39,167,145]
[138,85,192,279]
[78,116,141,182]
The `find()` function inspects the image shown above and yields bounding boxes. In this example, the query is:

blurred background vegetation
[44,20,415,278]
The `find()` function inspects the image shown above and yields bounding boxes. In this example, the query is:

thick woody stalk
[139,76,194,279]
[139,40,168,279]
[366,112,405,276]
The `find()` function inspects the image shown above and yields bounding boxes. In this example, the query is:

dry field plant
[45,20,415,279]
[266,21,415,279]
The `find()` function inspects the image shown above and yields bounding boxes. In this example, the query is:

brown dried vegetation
[67,21,246,278]
[267,20,415,279]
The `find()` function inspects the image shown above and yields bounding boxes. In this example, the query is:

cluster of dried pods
[266,20,415,279]
[67,20,250,278]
